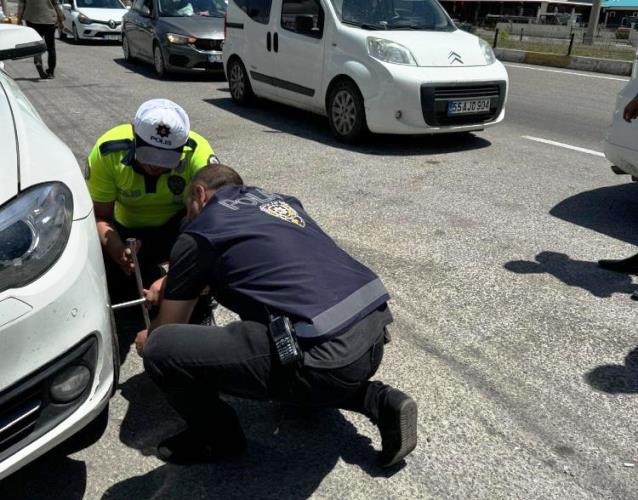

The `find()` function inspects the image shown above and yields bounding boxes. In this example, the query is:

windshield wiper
[342,20,387,30]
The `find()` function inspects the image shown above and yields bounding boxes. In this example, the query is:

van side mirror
[140,5,151,16]
[0,26,47,62]
[295,15,314,36]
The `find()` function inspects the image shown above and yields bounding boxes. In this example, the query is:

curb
[494,47,633,77]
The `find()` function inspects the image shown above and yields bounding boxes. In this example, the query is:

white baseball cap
[133,99,190,169]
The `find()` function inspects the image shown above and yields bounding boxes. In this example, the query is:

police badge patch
[167,175,186,196]
[260,200,306,228]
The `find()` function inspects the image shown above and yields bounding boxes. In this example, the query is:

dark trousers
[26,22,56,72]
[143,317,388,435]
[104,212,185,303]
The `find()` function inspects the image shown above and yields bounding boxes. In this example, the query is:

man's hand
[135,329,148,356]
[144,276,166,308]
[109,240,141,276]
[623,96,638,122]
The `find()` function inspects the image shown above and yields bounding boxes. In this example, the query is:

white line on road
[504,63,630,82]
[522,135,606,157]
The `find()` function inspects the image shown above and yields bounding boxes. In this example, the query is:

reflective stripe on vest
[294,278,388,338]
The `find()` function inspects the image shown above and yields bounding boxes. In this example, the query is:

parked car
[223,0,509,142]
[605,73,638,179]
[122,0,226,77]
[0,24,117,481]
[59,0,129,42]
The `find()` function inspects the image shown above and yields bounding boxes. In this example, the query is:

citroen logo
[448,51,463,65]
[108,19,116,29]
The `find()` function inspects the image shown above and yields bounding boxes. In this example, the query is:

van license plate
[447,99,491,116]
[207,54,222,63]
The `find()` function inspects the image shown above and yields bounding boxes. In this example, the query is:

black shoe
[46,69,55,79]
[157,427,246,465]
[377,387,417,468]
[598,253,638,274]
[35,64,48,79]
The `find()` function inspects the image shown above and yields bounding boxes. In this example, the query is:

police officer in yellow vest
[87,99,216,300]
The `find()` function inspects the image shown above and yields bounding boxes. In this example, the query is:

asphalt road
[1,40,637,500]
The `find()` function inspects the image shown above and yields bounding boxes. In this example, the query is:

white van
[605,70,638,179]
[222,0,509,141]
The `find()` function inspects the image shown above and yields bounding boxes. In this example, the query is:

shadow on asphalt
[113,58,226,83]
[550,183,638,247]
[204,96,493,156]
[0,455,87,500]
[504,251,638,298]
[102,372,398,499]
[586,347,638,394]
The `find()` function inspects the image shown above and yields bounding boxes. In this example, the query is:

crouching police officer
[135,163,418,468]
[87,98,217,301]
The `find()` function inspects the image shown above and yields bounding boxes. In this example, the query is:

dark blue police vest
[185,185,389,339]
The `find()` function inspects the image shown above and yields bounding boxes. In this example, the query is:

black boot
[364,383,418,467]
[35,63,48,79]
[46,68,55,79]
[598,252,638,274]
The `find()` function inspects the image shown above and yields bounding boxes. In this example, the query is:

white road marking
[504,63,630,82]
[522,135,606,157]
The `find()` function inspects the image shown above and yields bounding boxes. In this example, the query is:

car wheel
[228,58,254,104]
[59,27,67,41]
[72,23,80,44]
[153,43,166,78]
[327,80,368,143]
[122,34,133,62]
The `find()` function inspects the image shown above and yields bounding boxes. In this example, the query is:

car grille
[0,336,97,462]
[91,19,121,27]
[194,38,223,51]
[421,82,506,127]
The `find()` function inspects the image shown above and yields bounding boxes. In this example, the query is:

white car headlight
[78,13,93,24]
[166,33,196,44]
[0,183,73,294]
[479,38,496,65]
[367,37,416,66]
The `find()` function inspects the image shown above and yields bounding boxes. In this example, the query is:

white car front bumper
[358,62,509,135]
[76,22,121,40]
[0,212,115,481]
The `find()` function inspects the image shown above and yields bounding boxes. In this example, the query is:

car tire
[327,80,368,143]
[58,27,67,41]
[72,23,80,44]
[227,57,254,104]
[122,34,134,62]
[153,43,166,78]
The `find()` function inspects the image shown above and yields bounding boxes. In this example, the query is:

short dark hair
[190,163,244,196]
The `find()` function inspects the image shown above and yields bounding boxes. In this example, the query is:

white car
[60,0,128,42]
[0,24,117,481]
[605,71,638,179]
[222,0,508,142]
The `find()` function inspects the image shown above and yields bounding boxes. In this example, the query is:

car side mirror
[63,3,72,8]
[140,5,151,16]
[295,15,314,36]
[0,25,47,62]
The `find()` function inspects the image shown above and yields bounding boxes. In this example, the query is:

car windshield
[158,0,227,17]
[76,0,124,8]
[330,0,454,31]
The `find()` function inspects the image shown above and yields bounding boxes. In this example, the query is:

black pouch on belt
[268,315,303,366]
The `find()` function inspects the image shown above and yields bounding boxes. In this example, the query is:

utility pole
[584,0,602,45]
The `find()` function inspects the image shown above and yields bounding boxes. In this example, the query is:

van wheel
[228,58,254,104]
[327,80,367,143]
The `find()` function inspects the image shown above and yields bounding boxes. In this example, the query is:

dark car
[122,0,226,77]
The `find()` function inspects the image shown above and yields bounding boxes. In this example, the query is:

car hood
[0,78,18,206]
[0,73,92,219]
[158,16,224,38]
[370,29,490,67]
[78,8,128,21]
